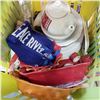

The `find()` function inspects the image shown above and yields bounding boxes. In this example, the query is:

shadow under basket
[13,74,82,100]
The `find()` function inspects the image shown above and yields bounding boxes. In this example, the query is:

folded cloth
[9,52,92,86]
[7,21,56,66]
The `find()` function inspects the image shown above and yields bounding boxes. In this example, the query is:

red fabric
[70,52,80,63]
[19,62,90,86]
[70,52,78,60]
[80,55,93,64]
[10,54,18,66]
[59,59,73,67]
[10,53,93,86]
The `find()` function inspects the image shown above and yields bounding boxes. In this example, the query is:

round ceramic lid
[46,0,70,19]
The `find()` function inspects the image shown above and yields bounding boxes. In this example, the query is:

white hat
[41,0,83,42]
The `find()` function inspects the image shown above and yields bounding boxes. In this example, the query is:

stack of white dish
[34,0,84,59]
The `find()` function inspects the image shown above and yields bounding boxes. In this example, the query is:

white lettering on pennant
[12,27,21,37]
[12,26,45,55]
[16,27,28,38]
[36,45,44,54]
[26,37,45,54]
[18,31,30,44]
[32,41,40,50]
[26,37,35,48]
[22,33,31,44]
[44,53,49,58]
[30,40,37,48]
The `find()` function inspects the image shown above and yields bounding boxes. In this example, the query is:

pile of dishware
[7,0,93,90]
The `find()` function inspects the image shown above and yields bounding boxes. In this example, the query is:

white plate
[61,32,83,59]
[83,21,89,54]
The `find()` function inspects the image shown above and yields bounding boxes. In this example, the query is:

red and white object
[18,53,93,86]
[19,62,91,86]
[10,52,93,86]
[9,54,20,73]
[70,52,80,63]
[59,59,73,67]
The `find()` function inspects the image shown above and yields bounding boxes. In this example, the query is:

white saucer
[61,31,83,59]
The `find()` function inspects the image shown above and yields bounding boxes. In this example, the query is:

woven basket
[13,75,81,100]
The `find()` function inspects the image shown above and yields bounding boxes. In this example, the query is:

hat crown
[46,0,70,18]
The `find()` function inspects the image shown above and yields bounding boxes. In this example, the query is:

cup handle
[64,24,76,36]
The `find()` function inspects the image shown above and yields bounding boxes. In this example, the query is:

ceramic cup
[41,0,77,40]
